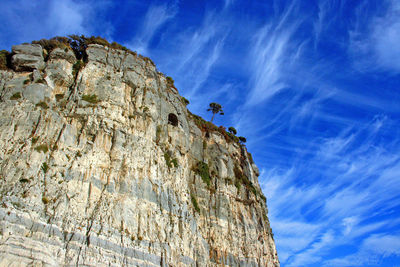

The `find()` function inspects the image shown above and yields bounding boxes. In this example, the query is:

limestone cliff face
[0,42,279,267]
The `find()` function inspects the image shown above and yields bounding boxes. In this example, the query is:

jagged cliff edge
[0,38,279,267]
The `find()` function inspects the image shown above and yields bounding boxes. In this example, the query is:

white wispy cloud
[0,0,113,48]
[153,8,230,113]
[342,216,359,235]
[246,1,304,106]
[246,25,290,106]
[224,3,400,264]
[173,10,229,75]
[60,0,114,39]
[235,0,398,147]
[185,38,226,98]
[287,230,335,267]
[313,0,345,48]
[325,234,400,266]
[349,0,400,73]
[46,0,87,36]
[270,218,321,263]
[128,2,178,55]
[262,113,400,266]
[231,0,335,144]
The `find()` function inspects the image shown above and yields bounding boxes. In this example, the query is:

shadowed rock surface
[0,42,279,266]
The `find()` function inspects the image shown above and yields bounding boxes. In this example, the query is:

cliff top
[1,35,250,148]
[0,35,278,266]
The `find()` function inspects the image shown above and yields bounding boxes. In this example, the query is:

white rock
[0,42,279,267]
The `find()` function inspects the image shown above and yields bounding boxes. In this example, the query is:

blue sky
[1,0,400,266]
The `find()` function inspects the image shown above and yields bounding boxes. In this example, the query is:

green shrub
[31,36,139,63]
[10,92,21,100]
[191,194,200,213]
[227,132,240,143]
[171,158,178,168]
[156,125,162,143]
[249,184,257,195]
[139,55,155,65]
[234,164,257,195]
[225,177,233,185]
[41,162,49,173]
[238,136,247,144]
[164,152,171,167]
[0,50,11,70]
[42,196,49,204]
[68,35,138,60]
[32,37,70,53]
[35,144,48,153]
[164,152,178,169]
[82,94,99,104]
[228,127,237,135]
[234,179,241,191]
[19,178,29,183]
[23,79,30,84]
[36,101,49,109]
[72,60,84,77]
[181,96,189,106]
[110,41,130,52]
[190,112,218,133]
[55,94,64,101]
[84,36,110,47]
[68,35,88,60]
[31,137,39,144]
[194,161,211,186]
[188,111,241,144]
[166,76,174,86]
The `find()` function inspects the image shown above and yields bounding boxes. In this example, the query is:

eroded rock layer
[0,43,279,266]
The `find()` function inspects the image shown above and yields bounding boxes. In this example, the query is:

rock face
[0,43,279,266]
[11,44,45,71]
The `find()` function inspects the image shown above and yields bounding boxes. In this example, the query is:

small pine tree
[228,127,237,135]
[207,102,224,122]
[238,136,247,144]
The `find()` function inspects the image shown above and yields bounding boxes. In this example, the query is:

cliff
[0,38,279,267]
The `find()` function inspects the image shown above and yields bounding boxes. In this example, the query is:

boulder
[11,44,45,71]
[49,47,76,64]
[86,44,107,64]
[12,43,43,57]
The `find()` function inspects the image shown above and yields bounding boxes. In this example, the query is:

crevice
[30,113,42,137]
[75,117,88,147]
[75,245,82,267]
[85,182,92,213]
[66,75,83,116]
[54,123,67,146]
[85,184,106,247]
[63,231,75,265]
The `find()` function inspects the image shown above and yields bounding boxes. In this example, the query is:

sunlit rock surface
[0,43,279,267]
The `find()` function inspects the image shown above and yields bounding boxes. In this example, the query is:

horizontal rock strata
[0,43,279,266]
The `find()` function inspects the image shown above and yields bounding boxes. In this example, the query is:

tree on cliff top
[207,102,224,122]
[228,127,237,135]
